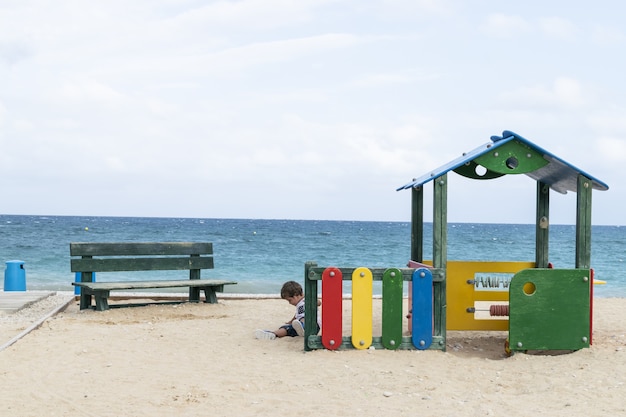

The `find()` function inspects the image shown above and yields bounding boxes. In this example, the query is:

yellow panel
[421,260,535,331]
[447,261,534,330]
[352,267,373,349]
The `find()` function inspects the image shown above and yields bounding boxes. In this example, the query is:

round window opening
[523,282,536,296]
[474,165,487,176]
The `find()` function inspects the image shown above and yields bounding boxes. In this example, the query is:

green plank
[382,268,403,350]
[70,242,213,256]
[71,256,214,272]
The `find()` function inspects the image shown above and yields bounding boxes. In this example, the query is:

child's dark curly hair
[280,280,303,299]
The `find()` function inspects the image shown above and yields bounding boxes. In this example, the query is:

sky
[0,0,624,225]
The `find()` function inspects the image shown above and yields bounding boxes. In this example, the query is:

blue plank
[411,268,433,350]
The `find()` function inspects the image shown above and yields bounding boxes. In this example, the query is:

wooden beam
[576,175,593,269]
[535,181,550,268]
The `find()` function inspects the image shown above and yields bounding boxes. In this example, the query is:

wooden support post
[411,185,424,263]
[433,174,447,347]
[576,175,593,269]
[535,181,550,268]
[304,261,319,351]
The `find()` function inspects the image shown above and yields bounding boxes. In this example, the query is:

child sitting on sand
[254,280,320,340]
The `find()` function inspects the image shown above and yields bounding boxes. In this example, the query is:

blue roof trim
[396,130,609,193]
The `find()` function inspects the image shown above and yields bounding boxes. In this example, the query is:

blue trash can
[74,272,96,295]
[4,260,26,291]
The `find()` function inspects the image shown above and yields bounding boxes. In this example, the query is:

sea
[0,215,624,298]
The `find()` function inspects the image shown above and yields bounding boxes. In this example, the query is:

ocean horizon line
[1,213,622,228]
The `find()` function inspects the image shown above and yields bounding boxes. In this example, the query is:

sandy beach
[1,295,625,417]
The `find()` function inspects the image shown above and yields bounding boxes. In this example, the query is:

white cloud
[480,13,532,38]
[376,0,454,17]
[538,17,578,40]
[552,77,585,106]
[591,25,626,46]
[481,14,578,41]
[204,33,360,73]
[0,40,34,65]
[498,77,586,109]
[171,0,325,29]
[588,108,626,133]
[348,69,438,88]
[597,137,626,162]
[0,100,5,127]
[57,79,127,106]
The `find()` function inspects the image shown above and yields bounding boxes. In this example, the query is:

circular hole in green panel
[523,282,536,295]
[474,165,487,176]
[506,157,519,169]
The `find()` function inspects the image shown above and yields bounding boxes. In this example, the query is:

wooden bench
[70,242,236,311]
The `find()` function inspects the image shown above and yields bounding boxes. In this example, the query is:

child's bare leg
[274,327,289,338]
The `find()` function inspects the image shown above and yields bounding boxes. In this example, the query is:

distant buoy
[84,227,89,231]
[253,231,257,235]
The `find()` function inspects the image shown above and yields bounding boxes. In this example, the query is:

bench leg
[93,290,110,311]
[79,292,92,310]
[202,287,218,304]
[189,287,201,303]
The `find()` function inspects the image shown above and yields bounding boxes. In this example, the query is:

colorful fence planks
[315,265,439,351]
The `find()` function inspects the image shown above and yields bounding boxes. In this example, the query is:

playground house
[304,130,608,354]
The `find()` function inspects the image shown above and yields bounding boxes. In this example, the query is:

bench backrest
[70,242,214,273]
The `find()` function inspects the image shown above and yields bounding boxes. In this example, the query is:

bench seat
[73,279,236,311]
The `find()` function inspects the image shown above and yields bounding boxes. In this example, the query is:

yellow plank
[351,267,373,349]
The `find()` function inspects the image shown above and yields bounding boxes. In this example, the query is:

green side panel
[453,161,505,180]
[509,269,591,351]
[382,268,404,350]
[473,139,549,175]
